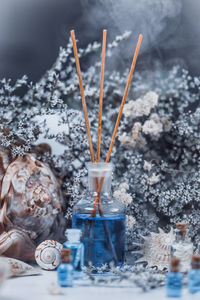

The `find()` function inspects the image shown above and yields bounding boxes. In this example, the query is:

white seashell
[133,227,175,270]
[35,240,62,270]
[0,256,40,277]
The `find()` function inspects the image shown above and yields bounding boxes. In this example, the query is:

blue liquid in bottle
[72,162,126,268]
[72,214,125,267]
[57,249,73,287]
[166,258,182,298]
[57,264,73,287]
[188,256,200,294]
[188,269,200,294]
[166,272,182,298]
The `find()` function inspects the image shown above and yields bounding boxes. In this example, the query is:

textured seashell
[0,229,36,262]
[35,240,62,270]
[0,146,65,262]
[0,256,40,277]
[133,227,175,270]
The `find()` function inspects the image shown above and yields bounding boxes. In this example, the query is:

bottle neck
[87,162,113,195]
[65,229,81,243]
[191,263,200,269]
[61,257,71,264]
[89,190,111,197]
[67,238,80,243]
[175,229,188,242]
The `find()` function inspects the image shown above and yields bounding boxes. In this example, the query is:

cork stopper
[176,222,187,237]
[191,255,200,269]
[170,257,180,272]
[60,248,71,263]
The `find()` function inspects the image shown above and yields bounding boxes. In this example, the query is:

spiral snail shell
[35,240,62,270]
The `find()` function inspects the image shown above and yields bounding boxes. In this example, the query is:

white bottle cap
[65,229,81,242]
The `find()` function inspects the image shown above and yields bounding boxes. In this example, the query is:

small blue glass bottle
[188,255,200,294]
[171,222,193,273]
[63,229,84,279]
[166,257,182,298]
[72,162,126,268]
[57,248,73,287]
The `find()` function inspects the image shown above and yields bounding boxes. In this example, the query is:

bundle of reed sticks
[70,29,143,217]
[70,29,142,265]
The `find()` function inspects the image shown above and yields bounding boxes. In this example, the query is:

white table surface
[0,269,199,300]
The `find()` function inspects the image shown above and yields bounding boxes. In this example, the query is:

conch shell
[0,147,65,262]
[134,227,175,270]
[35,240,62,270]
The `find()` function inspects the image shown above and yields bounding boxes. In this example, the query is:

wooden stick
[91,30,107,218]
[97,34,143,193]
[96,29,107,162]
[70,30,95,162]
[106,34,143,163]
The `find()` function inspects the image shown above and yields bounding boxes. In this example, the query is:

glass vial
[166,257,182,298]
[72,162,126,268]
[63,229,84,279]
[171,222,193,272]
[188,255,200,294]
[57,248,73,287]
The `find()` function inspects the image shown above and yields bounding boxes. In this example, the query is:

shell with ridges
[35,240,62,270]
[133,227,175,270]
[0,256,40,277]
[0,146,65,262]
[0,229,36,262]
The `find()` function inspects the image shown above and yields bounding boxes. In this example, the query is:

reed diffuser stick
[70,30,95,163]
[97,34,143,193]
[91,30,107,218]
[106,34,143,163]
[96,29,107,163]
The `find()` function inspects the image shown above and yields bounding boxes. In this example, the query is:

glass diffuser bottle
[72,162,126,268]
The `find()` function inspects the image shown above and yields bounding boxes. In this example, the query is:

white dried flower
[118,133,134,146]
[148,173,160,185]
[142,119,163,136]
[143,161,153,172]
[161,117,172,132]
[143,91,159,107]
[123,91,158,118]
[119,182,129,190]
[114,183,133,207]
[132,122,142,140]
[149,113,160,123]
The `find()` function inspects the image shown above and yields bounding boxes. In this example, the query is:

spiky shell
[35,240,62,270]
[134,227,175,270]
[0,256,40,277]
